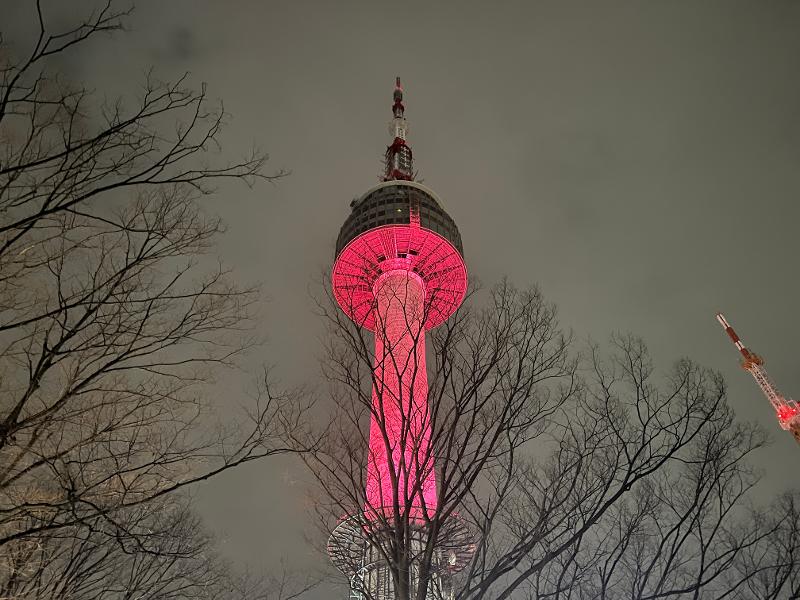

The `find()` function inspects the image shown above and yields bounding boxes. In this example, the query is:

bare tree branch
[0,3,311,598]
[295,280,799,600]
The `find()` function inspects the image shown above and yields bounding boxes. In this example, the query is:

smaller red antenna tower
[716,312,800,444]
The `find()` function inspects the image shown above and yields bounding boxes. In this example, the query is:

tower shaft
[367,270,437,515]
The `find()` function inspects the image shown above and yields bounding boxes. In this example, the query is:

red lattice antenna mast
[383,77,415,182]
[716,312,800,442]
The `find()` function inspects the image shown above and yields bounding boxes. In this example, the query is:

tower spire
[383,77,414,181]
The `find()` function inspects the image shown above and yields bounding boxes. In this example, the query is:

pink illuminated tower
[327,79,473,600]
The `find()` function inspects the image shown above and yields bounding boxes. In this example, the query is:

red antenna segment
[383,77,414,181]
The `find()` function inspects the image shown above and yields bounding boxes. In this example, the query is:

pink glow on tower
[367,270,437,514]
[327,79,474,598]
[333,215,467,518]
[330,80,467,518]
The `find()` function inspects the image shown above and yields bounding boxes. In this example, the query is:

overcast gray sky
[6,0,800,591]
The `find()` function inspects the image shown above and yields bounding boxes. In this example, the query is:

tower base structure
[328,512,474,600]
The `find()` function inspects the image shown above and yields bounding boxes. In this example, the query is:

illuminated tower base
[328,513,474,600]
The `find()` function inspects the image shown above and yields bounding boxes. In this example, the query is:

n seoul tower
[327,79,473,599]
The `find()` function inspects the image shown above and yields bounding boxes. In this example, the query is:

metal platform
[328,509,476,600]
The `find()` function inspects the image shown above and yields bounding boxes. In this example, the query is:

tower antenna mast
[716,312,800,443]
[383,77,415,182]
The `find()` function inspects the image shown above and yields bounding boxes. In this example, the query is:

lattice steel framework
[717,313,800,443]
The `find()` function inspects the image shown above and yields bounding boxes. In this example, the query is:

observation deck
[332,181,467,331]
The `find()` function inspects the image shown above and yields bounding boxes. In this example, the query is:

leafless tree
[503,337,798,600]
[3,498,220,599]
[221,563,321,600]
[0,1,310,597]
[2,495,320,600]
[294,279,799,600]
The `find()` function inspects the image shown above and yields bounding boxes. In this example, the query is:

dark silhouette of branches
[1,496,320,600]
[294,279,799,600]
[0,2,310,597]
